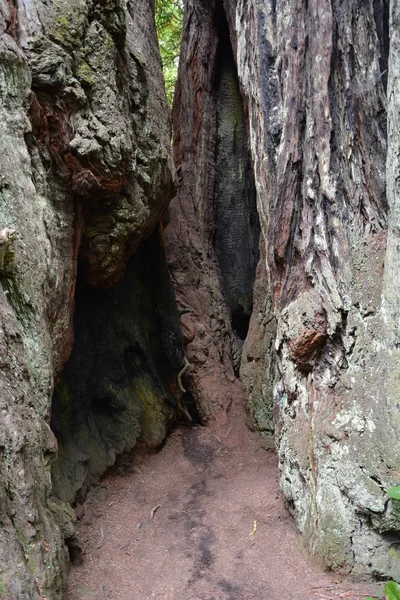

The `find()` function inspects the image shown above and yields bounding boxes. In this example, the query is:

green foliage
[366,581,400,600]
[0,572,9,598]
[155,0,183,106]
[388,486,400,500]
[385,581,400,600]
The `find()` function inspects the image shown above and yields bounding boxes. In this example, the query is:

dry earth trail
[67,398,379,600]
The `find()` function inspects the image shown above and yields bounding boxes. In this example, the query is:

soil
[67,400,380,600]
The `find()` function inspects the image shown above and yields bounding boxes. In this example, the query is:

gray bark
[0,0,173,596]
[235,0,398,579]
[384,1,400,335]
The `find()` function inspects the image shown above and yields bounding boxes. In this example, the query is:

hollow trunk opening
[50,2,260,508]
[163,1,265,423]
[50,226,199,505]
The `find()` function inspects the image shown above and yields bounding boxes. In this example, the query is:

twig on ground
[311,584,335,589]
[338,593,375,599]
[96,527,105,549]
[177,357,190,393]
[151,505,161,519]
[119,542,130,550]
[225,426,232,438]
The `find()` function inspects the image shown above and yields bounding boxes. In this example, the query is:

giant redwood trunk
[166,0,400,580]
[0,0,175,596]
[164,1,259,423]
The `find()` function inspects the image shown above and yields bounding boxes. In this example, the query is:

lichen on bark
[0,0,175,595]
[232,0,397,580]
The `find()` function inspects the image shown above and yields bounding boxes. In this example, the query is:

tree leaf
[387,487,400,500]
[155,0,184,105]
[385,580,400,600]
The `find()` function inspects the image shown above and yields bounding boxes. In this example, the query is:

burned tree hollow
[50,227,194,505]
[213,13,260,342]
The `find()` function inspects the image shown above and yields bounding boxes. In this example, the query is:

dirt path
[67,402,379,600]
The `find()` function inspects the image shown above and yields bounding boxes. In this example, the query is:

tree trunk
[164,0,260,423]
[0,0,174,596]
[168,0,400,580]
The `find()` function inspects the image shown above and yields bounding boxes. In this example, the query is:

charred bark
[164,0,259,422]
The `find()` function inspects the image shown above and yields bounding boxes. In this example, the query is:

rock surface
[0,0,174,596]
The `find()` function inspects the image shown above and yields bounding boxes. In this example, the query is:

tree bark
[235,0,393,579]
[165,0,260,423]
[1,0,400,592]
[0,0,174,595]
[170,0,400,580]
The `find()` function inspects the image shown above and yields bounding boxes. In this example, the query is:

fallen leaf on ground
[250,520,257,535]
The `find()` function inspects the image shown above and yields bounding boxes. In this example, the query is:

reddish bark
[165,0,241,423]
[170,0,397,580]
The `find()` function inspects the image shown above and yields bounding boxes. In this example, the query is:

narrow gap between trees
[52,0,262,578]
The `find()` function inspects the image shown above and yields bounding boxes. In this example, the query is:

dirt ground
[67,401,380,600]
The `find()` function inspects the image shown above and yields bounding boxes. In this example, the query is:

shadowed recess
[213,11,260,342]
[50,227,193,504]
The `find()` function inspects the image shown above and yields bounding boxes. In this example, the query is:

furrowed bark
[235,0,396,579]
[171,0,400,579]
[164,0,259,422]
